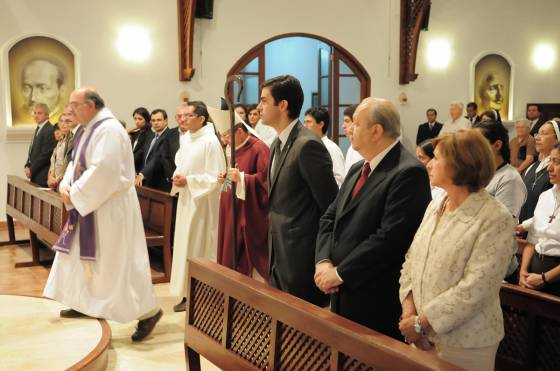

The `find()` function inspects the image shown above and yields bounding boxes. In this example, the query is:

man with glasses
[169,101,226,312]
[43,87,162,342]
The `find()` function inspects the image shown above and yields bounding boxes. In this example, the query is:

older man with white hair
[439,102,472,135]
[510,119,536,173]
[314,97,431,340]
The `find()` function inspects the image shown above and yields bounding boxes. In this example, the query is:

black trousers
[530,253,560,296]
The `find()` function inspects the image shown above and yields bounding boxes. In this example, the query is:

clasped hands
[172,174,187,187]
[398,314,433,350]
[218,167,241,185]
[314,261,342,294]
[60,185,73,207]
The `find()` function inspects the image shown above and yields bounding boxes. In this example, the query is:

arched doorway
[227,33,371,152]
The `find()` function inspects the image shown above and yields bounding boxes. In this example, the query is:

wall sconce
[116,25,152,63]
[532,44,556,71]
[426,39,451,70]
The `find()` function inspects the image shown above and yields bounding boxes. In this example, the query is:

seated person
[517,142,560,296]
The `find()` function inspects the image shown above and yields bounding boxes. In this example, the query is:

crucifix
[550,214,557,223]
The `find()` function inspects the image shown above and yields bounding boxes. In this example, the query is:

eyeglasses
[178,113,198,119]
[69,101,86,108]
[535,132,555,137]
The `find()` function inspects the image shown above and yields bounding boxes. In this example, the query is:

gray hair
[84,90,105,109]
[450,101,464,110]
[515,119,531,127]
[361,97,401,138]
[33,102,50,114]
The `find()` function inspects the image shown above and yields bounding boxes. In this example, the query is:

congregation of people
[22,76,560,370]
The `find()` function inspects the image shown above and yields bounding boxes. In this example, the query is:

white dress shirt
[439,117,471,135]
[322,136,345,188]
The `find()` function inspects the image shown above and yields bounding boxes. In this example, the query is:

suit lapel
[268,122,301,197]
[338,144,401,219]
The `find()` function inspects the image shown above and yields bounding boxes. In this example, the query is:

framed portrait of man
[7,36,75,127]
[473,53,512,120]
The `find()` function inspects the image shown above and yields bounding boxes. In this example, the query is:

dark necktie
[271,139,282,179]
[28,125,40,156]
[352,162,371,199]
[145,134,159,164]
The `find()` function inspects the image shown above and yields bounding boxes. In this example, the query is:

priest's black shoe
[173,297,187,312]
[60,309,87,318]
[131,309,163,342]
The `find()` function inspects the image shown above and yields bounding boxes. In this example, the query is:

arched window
[228,33,370,152]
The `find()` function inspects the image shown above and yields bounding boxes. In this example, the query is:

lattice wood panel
[535,318,560,371]
[190,279,224,342]
[498,305,529,366]
[278,323,331,370]
[341,354,377,371]
[229,298,271,368]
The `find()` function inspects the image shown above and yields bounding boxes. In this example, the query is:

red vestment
[218,136,270,279]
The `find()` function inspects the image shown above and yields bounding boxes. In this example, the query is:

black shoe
[173,297,187,312]
[131,309,163,342]
[60,308,87,318]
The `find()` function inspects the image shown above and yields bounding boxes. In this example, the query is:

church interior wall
[0,0,558,221]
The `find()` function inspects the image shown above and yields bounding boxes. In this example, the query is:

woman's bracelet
[542,272,548,285]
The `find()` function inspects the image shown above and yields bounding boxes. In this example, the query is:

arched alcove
[227,33,371,151]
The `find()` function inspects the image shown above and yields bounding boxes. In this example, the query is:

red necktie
[352,162,371,199]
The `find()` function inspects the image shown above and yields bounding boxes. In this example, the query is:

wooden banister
[185,258,461,370]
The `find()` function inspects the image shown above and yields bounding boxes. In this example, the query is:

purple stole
[52,117,112,260]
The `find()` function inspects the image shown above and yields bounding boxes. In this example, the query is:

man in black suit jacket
[25,103,57,187]
[527,104,547,136]
[465,102,481,126]
[258,75,338,307]
[415,108,442,145]
[134,109,176,193]
[315,97,431,340]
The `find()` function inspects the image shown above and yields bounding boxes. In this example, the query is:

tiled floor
[0,225,219,370]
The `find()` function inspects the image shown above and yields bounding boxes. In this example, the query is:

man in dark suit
[258,75,338,307]
[25,103,57,187]
[134,109,176,193]
[465,102,481,126]
[415,108,442,145]
[527,104,547,136]
[315,97,431,340]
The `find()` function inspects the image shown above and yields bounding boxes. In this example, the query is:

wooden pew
[4,175,65,267]
[497,283,560,371]
[3,176,174,283]
[135,185,174,284]
[184,258,461,371]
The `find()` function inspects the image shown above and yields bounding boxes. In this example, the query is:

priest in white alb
[170,101,226,312]
[43,87,162,342]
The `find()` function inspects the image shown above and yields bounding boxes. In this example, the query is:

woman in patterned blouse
[398,129,515,371]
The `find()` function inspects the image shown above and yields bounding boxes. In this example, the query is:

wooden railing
[184,258,461,370]
[3,176,174,282]
[497,283,560,371]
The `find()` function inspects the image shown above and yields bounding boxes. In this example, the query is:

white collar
[278,119,299,146]
[365,139,399,175]
[71,125,80,135]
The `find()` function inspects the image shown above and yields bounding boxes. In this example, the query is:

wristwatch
[414,316,422,334]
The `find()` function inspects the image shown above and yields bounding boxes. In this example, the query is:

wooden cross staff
[224,75,244,270]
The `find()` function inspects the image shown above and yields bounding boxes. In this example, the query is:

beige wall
[1,0,559,221]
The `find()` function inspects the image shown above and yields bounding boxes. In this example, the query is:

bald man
[315,97,431,340]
